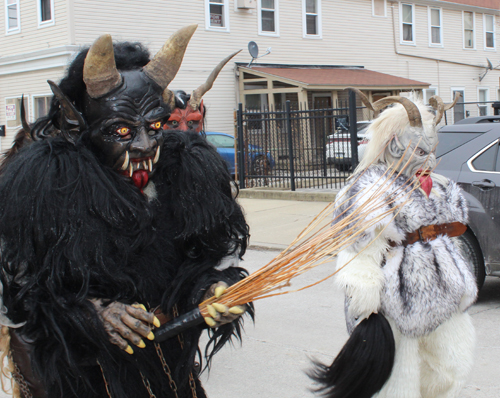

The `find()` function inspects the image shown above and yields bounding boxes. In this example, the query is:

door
[453,89,465,123]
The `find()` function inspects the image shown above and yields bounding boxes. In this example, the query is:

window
[5,0,20,34]
[303,0,321,38]
[484,14,495,49]
[429,8,442,46]
[478,88,489,116]
[5,96,29,129]
[258,0,279,36]
[206,0,229,31]
[372,0,386,17]
[423,87,437,105]
[400,3,415,44]
[451,88,465,123]
[463,11,475,49]
[33,95,52,120]
[38,0,54,27]
[471,141,499,172]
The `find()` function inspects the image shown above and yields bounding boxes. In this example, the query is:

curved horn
[429,95,445,125]
[429,93,461,125]
[189,50,242,111]
[372,96,422,128]
[143,24,197,90]
[83,34,122,99]
[346,87,375,112]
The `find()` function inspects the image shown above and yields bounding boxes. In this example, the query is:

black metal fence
[235,96,500,191]
[236,92,360,191]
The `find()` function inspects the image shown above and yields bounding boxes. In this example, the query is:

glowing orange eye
[150,121,162,130]
[116,127,131,136]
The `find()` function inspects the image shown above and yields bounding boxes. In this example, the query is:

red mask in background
[164,101,204,133]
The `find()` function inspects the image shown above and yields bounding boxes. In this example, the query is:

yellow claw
[229,306,245,315]
[153,316,161,328]
[212,303,228,313]
[139,304,147,311]
[207,305,217,318]
[214,286,226,298]
[204,317,216,327]
[125,345,134,355]
[147,332,155,341]
[138,340,146,348]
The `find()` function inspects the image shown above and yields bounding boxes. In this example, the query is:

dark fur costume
[0,41,251,398]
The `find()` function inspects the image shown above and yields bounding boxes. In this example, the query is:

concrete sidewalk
[238,194,334,251]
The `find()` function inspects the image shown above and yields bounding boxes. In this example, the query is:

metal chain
[140,372,158,398]
[11,362,33,398]
[97,360,113,398]
[154,342,179,398]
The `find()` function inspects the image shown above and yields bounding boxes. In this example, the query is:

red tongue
[132,170,149,192]
[417,171,433,197]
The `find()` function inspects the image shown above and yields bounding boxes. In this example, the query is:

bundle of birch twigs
[199,142,433,318]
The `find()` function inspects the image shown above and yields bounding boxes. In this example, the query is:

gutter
[390,3,487,69]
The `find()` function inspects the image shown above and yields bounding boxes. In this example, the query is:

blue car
[205,132,275,177]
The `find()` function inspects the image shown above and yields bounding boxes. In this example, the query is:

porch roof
[239,64,430,90]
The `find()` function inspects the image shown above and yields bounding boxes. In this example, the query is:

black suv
[435,116,500,290]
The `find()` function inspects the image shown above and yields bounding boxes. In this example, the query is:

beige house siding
[1,0,69,57]
[1,0,500,144]
[0,66,66,146]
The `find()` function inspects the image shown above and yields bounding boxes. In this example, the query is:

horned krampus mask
[46,25,197,190]
[351,88,461,195]
[164,51,241,132]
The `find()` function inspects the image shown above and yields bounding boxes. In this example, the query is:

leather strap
[389,222,467,248]
[153,308,173,326]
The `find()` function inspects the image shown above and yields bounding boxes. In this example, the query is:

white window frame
[423,86,438,105]
[31,93,53,122]
[5,0,21,35]
[5,95,29,130]
[37,0,54,28]
[483,14,496,51]
[451,87,465,123]
[372,0,387,18]
[205,0,230,32]
[258,0,279,37]
[400,3,416,46]
[428,7,443,47]
[302,0,322,39]
[463,11,475,50]
[478,87,490,116]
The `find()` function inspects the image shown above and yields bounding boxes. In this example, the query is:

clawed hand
[202,281,246,328]
[91,299,160,354]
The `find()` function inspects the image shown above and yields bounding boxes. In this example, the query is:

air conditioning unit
[237,0,256,9]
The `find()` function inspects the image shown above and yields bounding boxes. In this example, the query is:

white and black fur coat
[334,164,477,338]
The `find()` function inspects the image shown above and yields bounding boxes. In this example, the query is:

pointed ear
[47,80,86,143]
[20,94,31,135]
[388,136,404,158]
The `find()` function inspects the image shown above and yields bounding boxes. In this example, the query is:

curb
[237,188,337,202]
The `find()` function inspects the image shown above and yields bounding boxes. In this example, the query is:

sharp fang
[142,161,147,170]
[153,146,160,164]
[148,158,153,172]
[129,163,133,177]
[121,151,130,171]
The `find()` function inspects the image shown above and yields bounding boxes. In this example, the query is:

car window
[471,143,499,171]
[206,134,234,148]
[436,132,483,158]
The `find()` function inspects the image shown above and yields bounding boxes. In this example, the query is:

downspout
[390,3,487,69]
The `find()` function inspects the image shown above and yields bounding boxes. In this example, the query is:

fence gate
[236,91,359,191]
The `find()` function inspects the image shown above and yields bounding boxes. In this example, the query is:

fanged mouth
[120,146,161,177]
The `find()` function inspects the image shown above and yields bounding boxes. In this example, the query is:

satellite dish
[487,58,493,70]
[247,41,271,67]
[248,41,259,58]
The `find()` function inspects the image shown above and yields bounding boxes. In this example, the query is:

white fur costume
[335,164,477,398]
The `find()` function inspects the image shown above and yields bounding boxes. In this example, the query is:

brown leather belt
[389,222,467,248]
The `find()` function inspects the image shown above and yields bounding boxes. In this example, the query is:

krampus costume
[312,93,477,398]
[0,25,251,398]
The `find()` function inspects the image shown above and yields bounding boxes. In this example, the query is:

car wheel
[458,228,486,291]
[252,156,271,175]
